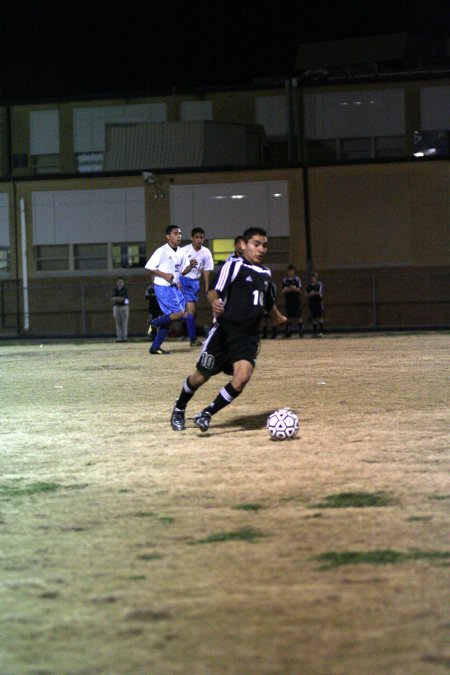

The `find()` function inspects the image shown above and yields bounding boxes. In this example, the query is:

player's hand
[274,311,287,325]
[164,273,174,283]
[189,258,198,268]
[212,298,224,315]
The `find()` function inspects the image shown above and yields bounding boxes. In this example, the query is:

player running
[170,227,286,432]
[179,227,214,347]
[145,225,186,354]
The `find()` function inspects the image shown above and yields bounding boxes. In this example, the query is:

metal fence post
[81,284,87,336]
[372,274,377,328]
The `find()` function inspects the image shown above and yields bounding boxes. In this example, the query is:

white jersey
[179,244,214,280]
[145,243,183,286]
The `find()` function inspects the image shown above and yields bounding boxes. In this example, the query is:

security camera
[142,171,156,184]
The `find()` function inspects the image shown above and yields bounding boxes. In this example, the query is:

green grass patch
[407,516,432,522]
[234,503,263,511]
[0,482,61,498]
[313,491,396,508]
[157,516,175,524]
[429,495,450,501]
[192,527,268,544]
[137,553,164,561]
[313,549,450,570]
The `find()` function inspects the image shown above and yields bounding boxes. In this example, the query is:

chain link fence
[1,271,449,338]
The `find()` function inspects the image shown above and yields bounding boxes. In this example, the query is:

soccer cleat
[194,410,211,432]
[147,323,157,340]
[170,403,186,431]
[190,338,202,347]
[149,347,171,354]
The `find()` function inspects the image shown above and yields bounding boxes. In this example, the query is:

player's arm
[202,269,210,294]
[181,258,197,275]
[270,304,287,326]
[148,268,174,283]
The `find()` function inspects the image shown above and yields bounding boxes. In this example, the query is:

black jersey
[213,257,273,331]
[306,282,323,297]
[282,274,301,291]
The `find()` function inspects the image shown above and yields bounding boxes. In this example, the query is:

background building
[0,34,449,336]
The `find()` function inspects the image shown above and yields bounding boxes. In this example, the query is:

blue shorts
[180,276,200,303]
[154,285,186,315]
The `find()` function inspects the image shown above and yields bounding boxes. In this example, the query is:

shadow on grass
[214,410,275,431]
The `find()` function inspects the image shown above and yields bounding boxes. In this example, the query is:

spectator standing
[306,272,324,337]
[281,264,304,338]
[111,277,129,342]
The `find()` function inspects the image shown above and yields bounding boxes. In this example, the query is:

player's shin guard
[185,314,197,341]
[204,382,241,416]
[176,377,198,409]
[151,326,169,350]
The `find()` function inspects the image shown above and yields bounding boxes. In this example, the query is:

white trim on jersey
[214,258,242,293]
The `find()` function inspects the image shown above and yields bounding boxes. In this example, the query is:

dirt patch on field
[0,333,449,673]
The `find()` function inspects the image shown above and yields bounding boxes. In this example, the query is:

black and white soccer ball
[267,408,299,440]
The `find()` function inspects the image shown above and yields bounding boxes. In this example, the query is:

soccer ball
[267,408,299,440]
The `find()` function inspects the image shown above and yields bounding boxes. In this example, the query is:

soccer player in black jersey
[170,227,287,432]
[281,264,304,338]
[306,272,324,337]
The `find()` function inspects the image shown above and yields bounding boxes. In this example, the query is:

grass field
[1,332,449,674]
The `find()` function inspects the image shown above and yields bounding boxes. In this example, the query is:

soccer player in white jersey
[170,227,287,432]
[145,225,187,354]
[179,227,214,347]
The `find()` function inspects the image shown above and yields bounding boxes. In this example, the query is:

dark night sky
[2,0,449,101]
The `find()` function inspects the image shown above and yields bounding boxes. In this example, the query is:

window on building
[0,246,10,272]
[29,110,61,175]
[74,244,108,270]
[112,243,146,268]
[34,242,146,273]
[211,239,234,265]
[35,245,70,271]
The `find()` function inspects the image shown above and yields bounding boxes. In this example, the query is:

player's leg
[150,287,185,354]
[180,278,202,346]
[185,299,201,346]
[319,305,324,336]
[117,306,126,341]
[123,306,129,341]
[194,359,253,431]
[297,303,304,337]
[284,316,292,338]
[171,369,207,430]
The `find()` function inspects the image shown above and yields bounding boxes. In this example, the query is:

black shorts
[196,322,259,378]
[285,293,302,318]
[308,296,324,319]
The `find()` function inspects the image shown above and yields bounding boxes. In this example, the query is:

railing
[0,271,448,338]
